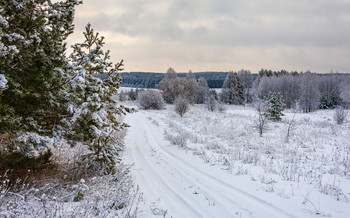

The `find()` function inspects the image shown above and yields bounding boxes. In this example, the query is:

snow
[0,74,7,90]
[0,15,8,26]
[4,33,24,42]
[124,104,350,217]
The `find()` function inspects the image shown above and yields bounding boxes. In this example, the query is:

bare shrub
[138,90,164,110]
[334,107,348,124]
[174,97,189,117]
[0,164,140,217]
[285,113,297,143]
[206,95,217,111]
[217,103,226,113]
[165,132,189,147]
[253,99,269,137]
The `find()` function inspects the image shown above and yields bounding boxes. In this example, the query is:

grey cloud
[71,0,350,73]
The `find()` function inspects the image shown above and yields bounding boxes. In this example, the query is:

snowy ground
[123,104,350,218]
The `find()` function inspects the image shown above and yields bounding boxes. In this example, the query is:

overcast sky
[68,0,350,73]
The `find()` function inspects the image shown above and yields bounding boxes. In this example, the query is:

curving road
[124,111,295,218]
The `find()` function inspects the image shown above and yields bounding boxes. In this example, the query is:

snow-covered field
[124,104,350,217]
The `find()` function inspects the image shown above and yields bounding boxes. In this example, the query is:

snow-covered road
[124,111,295,218]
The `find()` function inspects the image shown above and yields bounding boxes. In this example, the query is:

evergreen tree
[68,23,131,173]
[221,71,244,105]
[128,89,137,100]
[263,92,286,121]
[209,89,219,100]
[119,90,127,101]
[0,0,81,157]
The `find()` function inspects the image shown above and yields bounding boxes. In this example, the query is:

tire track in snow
[144,113,294,218]
[125,116,203,217]
[125,111,295,217]
[142,121,254,217]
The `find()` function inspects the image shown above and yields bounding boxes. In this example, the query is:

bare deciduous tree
[196,77,209,104]
[285,113,297,143]
[237,69,254,103]
[159,68,198,104]
[299,72,320,113]
[254,99,269,137]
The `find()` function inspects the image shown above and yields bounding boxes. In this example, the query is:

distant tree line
[255,70,350,112]
[123,68,350,114]
[121,71,231,88]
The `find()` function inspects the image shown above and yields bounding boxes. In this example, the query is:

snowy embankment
[124,105,350,218]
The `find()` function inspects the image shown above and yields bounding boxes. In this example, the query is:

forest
[122,68,350,111]
[121,71,230,88]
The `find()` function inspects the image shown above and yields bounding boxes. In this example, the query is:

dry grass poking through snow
[0,129,140,217]
[147,104,350,206]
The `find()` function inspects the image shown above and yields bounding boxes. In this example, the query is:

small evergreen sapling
[263,92,286,121]
[68,23,132,173]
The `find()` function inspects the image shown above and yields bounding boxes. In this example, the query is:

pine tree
[221,71,244,105]
[0,0,81,157]
[128,89,137,100]
[263,92,286,121]
[68,23,132,173]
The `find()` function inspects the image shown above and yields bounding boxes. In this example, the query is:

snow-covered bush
[334,106,348,124]
[165,131,189,148]
[217,103,226,113]
[174,97,190,117]
[206,95,217,111]
[138,90,164,110]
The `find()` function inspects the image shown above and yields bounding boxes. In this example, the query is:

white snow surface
[124,104,350,218]
[0,74,7,90]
